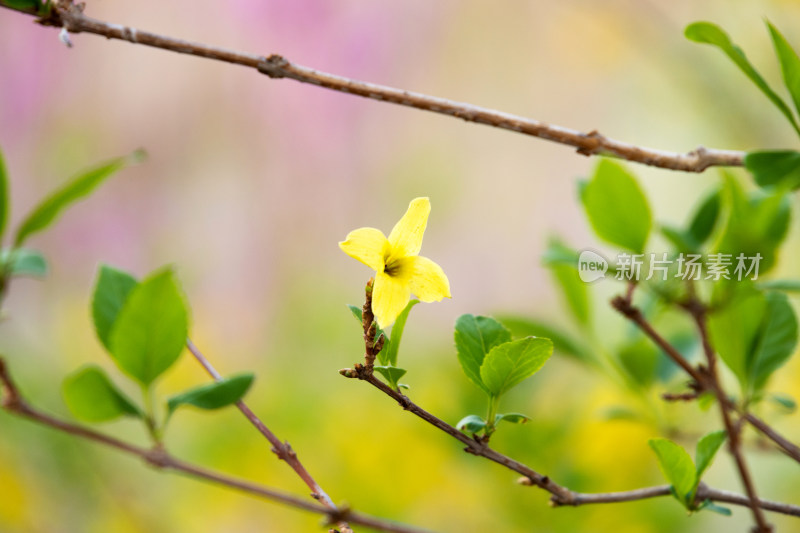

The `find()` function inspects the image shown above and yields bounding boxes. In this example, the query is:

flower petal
[339,228,389,271]
[387,197,430,258]
[408,256,451,302]
[373,269,413,328]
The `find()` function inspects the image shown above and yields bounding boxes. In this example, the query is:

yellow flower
[339,197,451,328]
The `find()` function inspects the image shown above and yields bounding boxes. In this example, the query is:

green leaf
[685,22,800,137]
[648,438,696,507]
[373,365,407,389]
[346,304,388,358]
[494,413,529,425]
[62,365,142,423]
[687,190,721,245]
[767,22,800,120]
[717,173,790,274]
[618,338,658,388]
[456,415,487,434]
[695,430,727,481]
[380,299,418,366]
[14,149,144,247]
[750,292,798,391]
[541,238,580,267]
[757,279,800,292]
[769,393,797,412]
[497,316,591,362]
[547,239,590,326]
[92,265,139,352]
[698,500,733,516]
[454,315,512,394]
[581,159,651,253]
[347,304,363,322]
[708,288,766,389]
[0,146,8,240]
[660,226,695,254]
[0,0,48,15]
[480,337,553,397]
[108,268,189,387]
[166,373,254,419]
[0,248,47,277]
[744,150,800,189]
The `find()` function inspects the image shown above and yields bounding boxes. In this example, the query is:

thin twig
[340,365,800,517]
[0,357,431,533]
[186,339,351,533]
[686,299,772,532]
[338,285,800,518]
[2,1,745,172]
[612,295,800,463]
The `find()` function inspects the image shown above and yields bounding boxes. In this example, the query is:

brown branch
[4,0,744,172]
[185,340,351,533]
[686,300,771,532]
[339,365,800,518]
[341,285,800,518]
[613,294,800,463]
[0,357,431,533]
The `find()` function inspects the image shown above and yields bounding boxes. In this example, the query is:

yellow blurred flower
[339,197,451,328]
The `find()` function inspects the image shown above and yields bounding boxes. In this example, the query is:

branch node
[576,130,604,157]
[257,55,289,78]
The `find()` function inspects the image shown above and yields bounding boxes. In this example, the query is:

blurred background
[1,0,800,531]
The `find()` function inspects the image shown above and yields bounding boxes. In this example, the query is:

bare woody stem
[185,339,352,533]
[0,357,431,533]
[339,285,800,518]
[611,293,800,463]
[5,0,744,173]
[684,299,771,532]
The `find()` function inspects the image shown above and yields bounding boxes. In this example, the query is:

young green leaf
[769,393,797,412]
[454,315,512,394]
[379,299,418,366]
[108,268,189,387]
[166,373,254,419]
[347,304,363,322]
[14,149,145,247]
[456,415,487,434]
[687,190,721,245]
[767,22,800,120]
[618,338,658,389]
[479,337,553,397]
[0,146,8,240]
[346,304,388,357]
[660,225,695,254]
[0,249,47,278]
[695,430,727,481]
[549,260,590,326]
[373,365,407,390]
[685,22,800,137]
[757,279,800,292]
[697,500,733,516]
[494,413,530,425]
[581,159,652,253]
[62,365,142,423]
[717,173,791,274]
[92,265,139,352]
[744,150,800,189]
[708,288,766,390]
[749,292,798,391]
[648,438,696,507]
[541,238,581,267]
[497,315,591,362]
